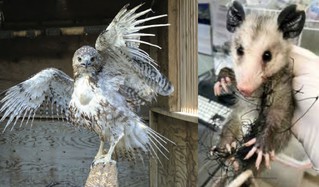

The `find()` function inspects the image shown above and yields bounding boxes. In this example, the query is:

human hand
[291,45,319,172]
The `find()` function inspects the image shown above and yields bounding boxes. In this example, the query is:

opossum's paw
[211,142,240,172]
[243,138,275,170]
[214,77,232,96]
[228,157,240,172]
[211,142,237,155]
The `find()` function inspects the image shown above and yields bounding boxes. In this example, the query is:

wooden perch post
[85,161,119,187]
[228,169,258,187]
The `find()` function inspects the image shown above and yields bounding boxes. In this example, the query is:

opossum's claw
[256,150,263,170]
[210,146,217,156]
[244,138,256,147]
[264,153,271,169]
[270,150,275,160]
[214,76,232,96]
[214,81,222,96]
[225,77,232,85]
[231,141,237,149]
[229,157,240,172]
[233,160,240,171]
[244,146,257,160]
[221,78,229,93]
[213,143,242,172]
[243,138,258,159]
[255,151,273,170]
[244,138,274,169]
[226,143,232,153]
[226,142,238,153]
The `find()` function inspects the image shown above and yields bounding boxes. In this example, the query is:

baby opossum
[212,1,305,184]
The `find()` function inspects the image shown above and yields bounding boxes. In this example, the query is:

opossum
[212,1,305,185]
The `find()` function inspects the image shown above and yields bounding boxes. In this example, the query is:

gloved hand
[291,45,319,172]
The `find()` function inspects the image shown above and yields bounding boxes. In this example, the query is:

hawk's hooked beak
[80,60,92,68]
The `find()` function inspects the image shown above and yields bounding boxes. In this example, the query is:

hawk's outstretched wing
[94,4,175,162]
[95,4,174,105]
[0,68,73,131]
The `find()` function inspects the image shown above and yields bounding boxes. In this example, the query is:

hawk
[0,4,174,165]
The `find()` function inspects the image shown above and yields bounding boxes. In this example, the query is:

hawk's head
[72,46,103,78]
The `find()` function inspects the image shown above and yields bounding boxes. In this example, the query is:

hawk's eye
[78,57,82,62]
[90,57,95,62]
[237,46,244,56]
[262,50,272,63]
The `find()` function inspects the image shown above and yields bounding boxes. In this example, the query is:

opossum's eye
[237,46,244,56]
[262,51,272,63]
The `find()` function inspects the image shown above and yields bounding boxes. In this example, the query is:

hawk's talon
[91,154,116,169]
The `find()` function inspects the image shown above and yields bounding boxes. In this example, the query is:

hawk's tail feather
[115,120,174,163]
[147,140,163,166]
[147,131,169,160]
[146,126,175,145]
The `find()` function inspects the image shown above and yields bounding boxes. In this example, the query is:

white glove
[291,45,319,172]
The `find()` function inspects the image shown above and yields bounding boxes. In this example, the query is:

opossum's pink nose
[237,84,253,97]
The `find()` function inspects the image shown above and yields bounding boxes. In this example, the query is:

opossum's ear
[226,1,245,33]
[277,4,305,39]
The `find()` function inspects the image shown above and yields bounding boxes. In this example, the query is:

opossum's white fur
[213,4,304,186]
[231,14,292,95]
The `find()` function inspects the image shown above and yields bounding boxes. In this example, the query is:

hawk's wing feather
[93,4,175,162]
[119,85,147,106]
[0,68,73,131]
[130,56,173,96]
[96,4,174,104]
[96,4,168,51]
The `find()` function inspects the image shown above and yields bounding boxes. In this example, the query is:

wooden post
[85,161,119,187]
[155,0,198,113]
[228,169,258,187]
[149,108,198,187]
